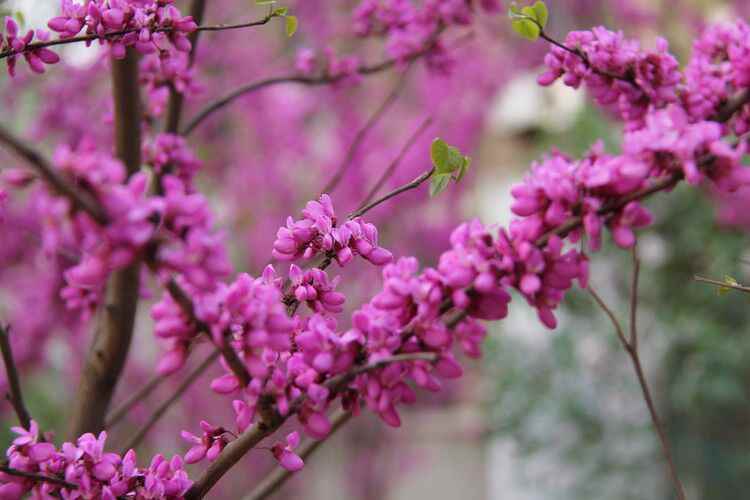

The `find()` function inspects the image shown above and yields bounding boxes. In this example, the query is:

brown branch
[121,348,220,453]
[0,464,77,489]
[588,282,687,500]
[165,278,251,387]
[165,0,208,134]
[69,48,143,438]
[320,70,410,195]
[357,116,433,208]
[184,352,438,499]
[242,409,352,500]
[0,15,280,61]
[347,168,434,220]
[629,246,640,350]
[693,275,750,294]
[181,37,440,137]
[0,124,108,224]
[105,371,165,429]
[0,324,31,430]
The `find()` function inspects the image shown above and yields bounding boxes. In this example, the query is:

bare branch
[629,245,641,350]
[347,168,435,220]
[181,37,441,136]
[588,281,687,500]
[357,116,433,208]
[121,348,220,453]
[0,324,31,430]
[0,124,108,224]
[694,275,750,294]
[105,371,165,429]
[320,70,410,195]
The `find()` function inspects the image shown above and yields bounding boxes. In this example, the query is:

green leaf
[430,138,450,173]
[430,174,451,197]
[285,15,298,36]
[531,1,548,28]
[273,6,289,16]
[511,18,540,40]
[456,155,471,182]
[718,275,739,296]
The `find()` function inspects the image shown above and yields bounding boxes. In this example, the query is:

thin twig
[358,116,434,208]
[347,168,435,220]
[588,282,687,500]
[0,124,108,224]
[121,348,220,453]
[0,15,280,61]
[165,0,208,134]
[181,36,441,136]
[693,275,750,294]
[0,465,77,489]
[242,409,353,500]
[105,372,166,429]
[629,245,640,350]
[320,70,411,195]
[0,324,31,430]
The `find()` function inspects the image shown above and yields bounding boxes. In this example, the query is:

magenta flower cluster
[48,0,197,59]
[0,420,191,499]
[1,18,60,76]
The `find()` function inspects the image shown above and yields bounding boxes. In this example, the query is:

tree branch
[120,348,220,453]
[181,38,440,136]
[0,324,31,430]
[105,371,165,429]
[588,281,686,500]
[347,168,434,220]
[0,124,108,224]
[693,275,750,294]
[0,15,280,61]
[0,464,77,489]
[165,0,208,134]
[69,48,143,438]
[242,409,352,500]
[184,352,437,499]
[357,116,434,209]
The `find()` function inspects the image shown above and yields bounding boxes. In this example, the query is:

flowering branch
[0,324,31,430]
[588,250,687,500]
[242,409,352,500]
[184,352,438,499]
[0,464,77,489]
[69,48,143,438]
[0,14,282,62]
[0,124,108,224]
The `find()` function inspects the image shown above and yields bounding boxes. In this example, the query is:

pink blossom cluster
[538,26,681,129]
[1,18,60,76]
[353,0,502,72]
[683,20,750,133]
[140,52,201,119]
[272,194,393,267]
[47,0,197,59]
[0,421,191,499]
[143,133,202,187]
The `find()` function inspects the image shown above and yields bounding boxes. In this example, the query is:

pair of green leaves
[509,1,549,41]
[255,0,298,36]
[429,138,471,197]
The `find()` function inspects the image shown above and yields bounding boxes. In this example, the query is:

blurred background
[1,0,750,498]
